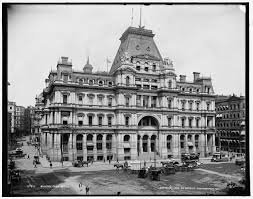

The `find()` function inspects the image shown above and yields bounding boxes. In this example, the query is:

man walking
[86,185,90,195]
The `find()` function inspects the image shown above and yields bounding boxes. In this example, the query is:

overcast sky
[7,4,246,107]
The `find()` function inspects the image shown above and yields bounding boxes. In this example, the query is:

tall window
[189,118,192,128]
[195,135,199,149]
[196,103,200,111]
[168,117,172,127]
[126,76,130,86]
[136,95,141,107]
[108,98,112,107]
[181,101,185,111]
[180,135,185,149]
[98,97,103,106]
[189,102,193,110]
[207,103,210,111]
[181,118,185,128]
[79,95,83,102]
[143,96,148,107]
[63,95,68,104]
[98,116,103,127]
[88,116,93,126]
[151,96,157,108]
[76,135,83,151]
[125,116,129,126]
[168,99,172,109]
[108,117,112,127]
[63,75,68,83]
[125,97,130,107]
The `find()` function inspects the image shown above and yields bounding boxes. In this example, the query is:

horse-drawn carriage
[72,160,91,167]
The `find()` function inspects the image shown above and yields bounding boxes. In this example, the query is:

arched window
[124,135,130,142]
[99,81,103,86]
[97,134,103,141]
[87,134,93,141]
[89,80,93,85]
[126,76,130,86]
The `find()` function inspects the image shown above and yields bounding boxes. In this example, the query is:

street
[10,136,245,196]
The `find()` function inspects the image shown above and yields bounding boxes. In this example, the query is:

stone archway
[137,116,160,159]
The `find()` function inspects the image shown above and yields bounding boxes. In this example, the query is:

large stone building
[38,26,216,162]
[215,94,245,154]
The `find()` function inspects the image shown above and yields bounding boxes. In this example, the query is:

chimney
[193,72,200,82]
[180,75,186,82]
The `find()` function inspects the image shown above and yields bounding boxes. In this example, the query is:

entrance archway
[137,116,159,158]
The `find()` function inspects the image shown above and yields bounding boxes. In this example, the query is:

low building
[215,94,245,154]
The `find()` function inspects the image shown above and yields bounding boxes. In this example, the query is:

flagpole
[106,57,108,73]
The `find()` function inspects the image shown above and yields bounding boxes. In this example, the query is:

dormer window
[99,81,103,86]
[136,66,141,71]
[144,67,149,72]
[108,82,112,87]
[168,80,172,88]
[89,80,93,85]
[126,76,130,86]
[63,75,68,83]
[152,64,156,72]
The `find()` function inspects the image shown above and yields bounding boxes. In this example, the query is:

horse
[82,160,91,167]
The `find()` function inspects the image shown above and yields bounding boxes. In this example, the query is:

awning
[187,142,193,146]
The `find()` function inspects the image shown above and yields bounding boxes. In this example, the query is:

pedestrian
[109,159,111,164]
[34,162,37,168]
[27,154,29,159]
[117,191,121,196]
[86,185,90,195]
[104,158,105,163]
[91,159,93,164]
[50,162,52,168]
[79,182,83,192]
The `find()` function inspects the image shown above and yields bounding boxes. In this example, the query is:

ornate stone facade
[38,26,216,162]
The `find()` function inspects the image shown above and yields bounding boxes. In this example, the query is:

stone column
[73,134,77,160]
[103,134,107,160]
[148,137,151,153]
[83,134,87,161]
[112,134,117,160]
[185,134,189,153]
[192,134,196,153]
[172,134,180,158]
[212,134,216,154]
[68,133,73,161]
[139,136,143,154]
[93,133,97,161]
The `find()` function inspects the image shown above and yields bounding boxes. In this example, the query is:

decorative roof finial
[87,56,90,65]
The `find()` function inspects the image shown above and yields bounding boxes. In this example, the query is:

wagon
[149,169,161,181]
[138,168,148,178]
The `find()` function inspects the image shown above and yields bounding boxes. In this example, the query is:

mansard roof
[110,26,163,74]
